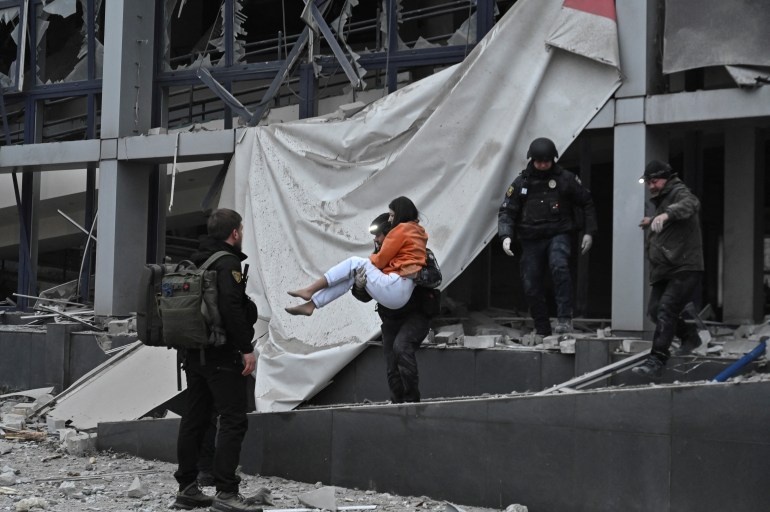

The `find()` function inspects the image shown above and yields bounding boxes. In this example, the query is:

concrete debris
[541,335,561,350]
[463,335,499,349]
[298,485,337,511]
[0,473,15,486]
[504,505,528,512]
[58,480,77,496]
[722,340,762,355]
[521,333,543,347]
[0,427,499,511]
[60,429,97,456]
[125,476,147,497]
[622,339,652,353]
[13,497,48,511]
[0,441,12,454]
[107,319,130,335]
[559,337,576,354]
[1,414,25,430]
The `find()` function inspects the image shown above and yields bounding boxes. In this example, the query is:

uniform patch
[548,179,557,189]
[232,271,242,283]
[506,186,514,197]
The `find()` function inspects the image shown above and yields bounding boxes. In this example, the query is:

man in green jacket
[633,160,704,377]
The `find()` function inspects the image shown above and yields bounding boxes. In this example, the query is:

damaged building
[1,0,770,511]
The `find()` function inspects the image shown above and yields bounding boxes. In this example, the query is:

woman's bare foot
[285,301,316,316]
[287,288,313,301]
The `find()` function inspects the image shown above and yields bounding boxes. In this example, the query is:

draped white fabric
[223,0,622,412]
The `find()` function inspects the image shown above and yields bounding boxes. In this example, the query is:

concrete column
[96,0,155,315]
[723,126,765,324]
[611,0,664,332]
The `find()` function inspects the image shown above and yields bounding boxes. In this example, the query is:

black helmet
[642,160,674,181]
[368,213,391,237]
[527,137,558,161]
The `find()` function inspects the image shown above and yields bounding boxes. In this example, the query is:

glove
[581,234,593,255]
[502,237,514,257]
[650,213,669,233]
[353,266,367,289]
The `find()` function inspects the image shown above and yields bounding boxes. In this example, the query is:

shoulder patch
[232,270,242,283]
[506,185,514,197]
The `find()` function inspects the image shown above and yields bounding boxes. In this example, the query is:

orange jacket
[370,221,428,276]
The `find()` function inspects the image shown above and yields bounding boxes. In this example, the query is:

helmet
[368,213,391,237]
[642,160,674,181]
[527,137,558,161]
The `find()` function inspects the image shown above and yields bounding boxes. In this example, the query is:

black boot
[171,482,214,509]
[632,356,665,377]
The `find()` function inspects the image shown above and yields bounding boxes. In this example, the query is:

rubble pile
[0,394,507,512]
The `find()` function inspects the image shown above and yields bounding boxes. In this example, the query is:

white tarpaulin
[223,0,622,412]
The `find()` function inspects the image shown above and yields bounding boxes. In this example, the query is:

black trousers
[381,312,429,403]
[519,233,573,335]
[648,270,702,362]
[174,351,248,493]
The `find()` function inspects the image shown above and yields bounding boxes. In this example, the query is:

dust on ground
[0,434,506,512]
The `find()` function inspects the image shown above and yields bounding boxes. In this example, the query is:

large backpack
[137,251,234,349]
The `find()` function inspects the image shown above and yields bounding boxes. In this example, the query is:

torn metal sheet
[663,0,770,74]
[379,0,406,51]
[0,387,55,401]
[46,342,184,431]
[224,0,622,411]
[43,0,77,18]
[446,12,477,47]
[725,65,770,87]
[546,0,620,69]
[0,7,18,24]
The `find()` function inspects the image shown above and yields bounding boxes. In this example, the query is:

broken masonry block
[1,413,26,430]
[463,335,499,349]
[126,476,148,498]
[59,480,77,496]
[559,338,576,354]
[434,331,458,345]
[541,335,561,350]
[521,333,543,347]
[61,430,98,456]
[621,339,652,353]
[107,319,130,335]
[10,404,34,418]
[46,416,67,433]
[298,486,337,511]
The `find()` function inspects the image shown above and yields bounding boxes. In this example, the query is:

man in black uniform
[352,214,442,403]
[498,137,597,336]
[172,208,263,512]
[633,160,703,377]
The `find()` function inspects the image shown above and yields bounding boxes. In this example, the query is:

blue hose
[712,337,768,382]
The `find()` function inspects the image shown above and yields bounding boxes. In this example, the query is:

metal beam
[646,87,770,125]
[0,140,101,172]
[116,130,236,163]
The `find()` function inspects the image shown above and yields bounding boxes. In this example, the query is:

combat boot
[210,491,263,512]
[171,482,213,509]
[632,356,664,378]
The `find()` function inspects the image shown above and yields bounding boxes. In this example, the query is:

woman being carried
[285,196,428,316]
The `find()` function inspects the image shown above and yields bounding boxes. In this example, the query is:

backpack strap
[200,250,237,270]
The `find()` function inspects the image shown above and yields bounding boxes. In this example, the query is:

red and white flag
[546,0,620,69]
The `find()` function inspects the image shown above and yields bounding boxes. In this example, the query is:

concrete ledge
[99,380,770,512]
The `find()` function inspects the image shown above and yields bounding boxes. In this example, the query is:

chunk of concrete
[722,339,761,355]
[521,333,543,347]
[504,505,529,512]
[1,413,25,430]
[59,480,77,496]
[61,430,97,456]
[298,486,337,511]
[46,416,67,432]
[10,404,34,418]
[621,339,652,353]
[463,335,499,349]
[559,337,576,354]
[107,319,130,334]
[434,324,465,346]
[14,497,49,511]
[0,472,16,486]
[126,476,147,498]
[541,335,561,350]
[0,441,12,455]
